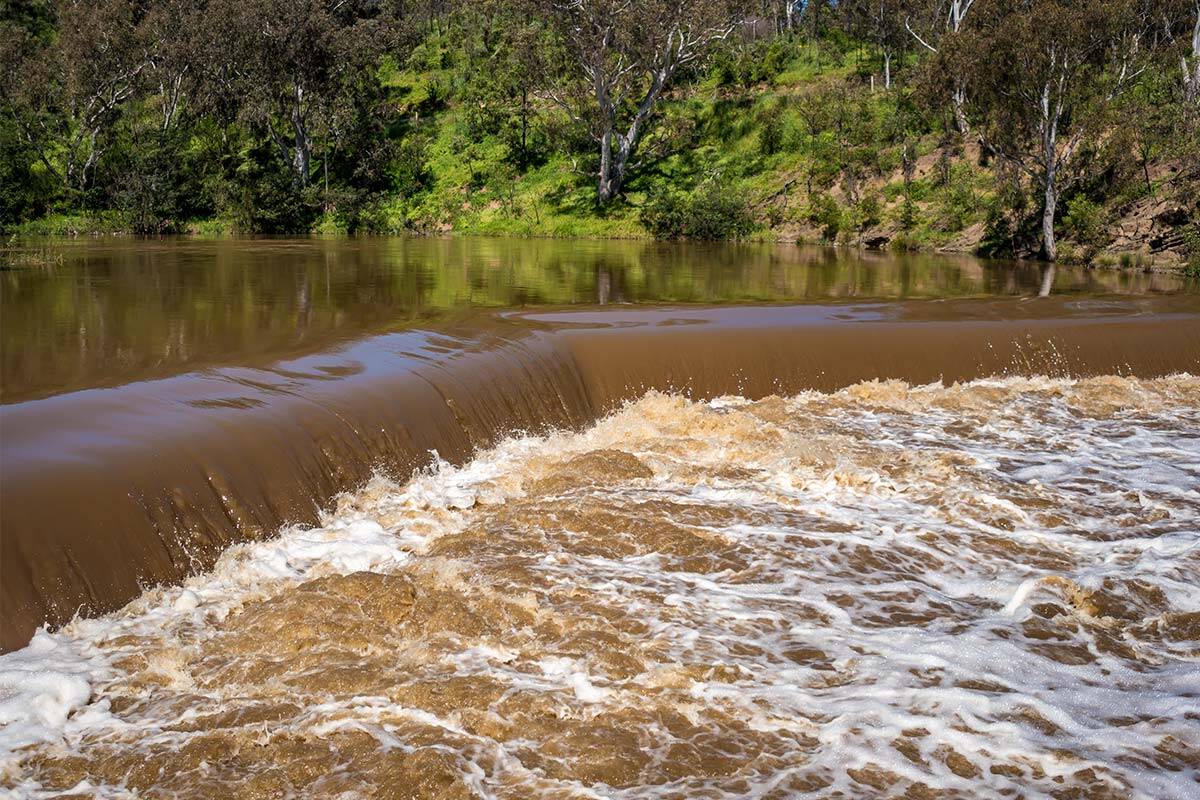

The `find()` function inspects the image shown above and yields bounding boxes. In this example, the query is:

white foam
[2,377,1198,799]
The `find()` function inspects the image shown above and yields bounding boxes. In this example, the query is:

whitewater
[1,375,1198,799]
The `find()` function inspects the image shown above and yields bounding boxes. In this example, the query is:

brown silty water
[3,377,1199,798]
[1,240,1198,798]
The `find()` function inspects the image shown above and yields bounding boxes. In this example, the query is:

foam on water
[1,375,1198,799]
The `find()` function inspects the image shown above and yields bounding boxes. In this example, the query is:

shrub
[934,163,979,232]
[687,184,754,239]
[899,194,920,231]
[856,193,882,229]
[1062,195,1107,249]
[760,39,789,83]
[1182,223,1200,276]
[641,181,753,240]
[1118,250,1151,269]
[808,193,844,240]
[757,103,785,157]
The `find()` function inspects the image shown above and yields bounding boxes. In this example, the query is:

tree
[1,0,152,199]
[905,0,977,132]
[457,0,552,171]
[200,0,395,188]
[842,0,907,90]
[1174,0,1200,102]
[541,0,742,204]
[953,0,1148,260]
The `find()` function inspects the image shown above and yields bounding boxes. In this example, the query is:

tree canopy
[1,0,1196,262]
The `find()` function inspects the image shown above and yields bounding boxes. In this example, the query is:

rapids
[2,375,1198,799]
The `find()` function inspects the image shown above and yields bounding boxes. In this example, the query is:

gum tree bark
[1186,1,1200,102]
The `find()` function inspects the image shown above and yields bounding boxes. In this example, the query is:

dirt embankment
[766,143,1199,273]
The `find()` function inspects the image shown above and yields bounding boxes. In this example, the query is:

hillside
[4,7,1198,274]
[358,33,1197,271]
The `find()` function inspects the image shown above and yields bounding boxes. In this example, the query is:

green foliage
[934,163,980,233]
[855,193,882,229]
[711,38,793,88]
[0,115,57,228]
[1062,195,1107,249]
[640,182,754,240]
[757,102,786,157]
[808,193,845,240]
[2,0,1195,265]
[899,194,920,231]
[1181,223,1200,277]
[1118,250,1152,270]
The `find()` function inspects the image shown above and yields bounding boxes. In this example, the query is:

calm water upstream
[1,237,1188,402]
[1,238,1199,799]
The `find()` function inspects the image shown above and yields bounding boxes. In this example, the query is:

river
[1,238,1198,798]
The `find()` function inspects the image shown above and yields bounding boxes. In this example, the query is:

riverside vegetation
[2,0,1199,271]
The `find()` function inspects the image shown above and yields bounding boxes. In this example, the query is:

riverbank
[7,34,1197,275]
[9,216,1196,276]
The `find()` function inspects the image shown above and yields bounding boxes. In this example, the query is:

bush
[856,193,882,229]
[641,181,754,240]
[1182,223,1200,276]
[1062,195,1107,249]
[899,194,920,231]
[890,231,924,252]
[1119,250,1152,269]
[760,39,789,83]
[808,193,844,240]
[934,163,979,232]
[757,103,785,157]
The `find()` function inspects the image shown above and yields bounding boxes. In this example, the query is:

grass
[8,211,131,237]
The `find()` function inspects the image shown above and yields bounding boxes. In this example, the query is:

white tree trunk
[595,68,668,203]
[290,84,311,188]
[597,129,616,203]
[1042,168,1058,262]
[952,82,969,133]
[1186,5,1200,103]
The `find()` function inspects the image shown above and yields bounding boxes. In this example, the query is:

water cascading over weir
[3,296,1199,651]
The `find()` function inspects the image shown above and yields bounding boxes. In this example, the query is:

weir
[2,295,1199,651]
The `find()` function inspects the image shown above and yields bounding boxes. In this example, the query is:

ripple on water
[1,375,1198,799]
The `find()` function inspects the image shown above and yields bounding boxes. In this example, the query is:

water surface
[2,239,1198,798]
[2,237,1190,402]
[4,377,1198,798]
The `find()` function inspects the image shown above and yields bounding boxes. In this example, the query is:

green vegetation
[2,0,1198,268]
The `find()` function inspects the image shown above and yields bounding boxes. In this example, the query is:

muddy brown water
[1,237,1187,403]
[0,238,1196,651]
[0,238,1199,798]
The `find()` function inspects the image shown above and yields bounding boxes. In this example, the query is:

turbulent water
[2,376,1199,799]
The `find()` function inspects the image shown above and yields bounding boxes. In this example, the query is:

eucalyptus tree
[904,0,977,132]
[456,0,552,170]
[841,0,907,89]
[140,0,206,133]
[1,0,151,197]
[953,0,1150,260]
[1177,0,1200,101]
[200,0,399,189]
[541,0,745,204]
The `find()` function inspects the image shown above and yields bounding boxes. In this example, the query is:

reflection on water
[1,237,1189,401]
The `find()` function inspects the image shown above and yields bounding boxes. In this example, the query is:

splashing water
[2,375,1198,799]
